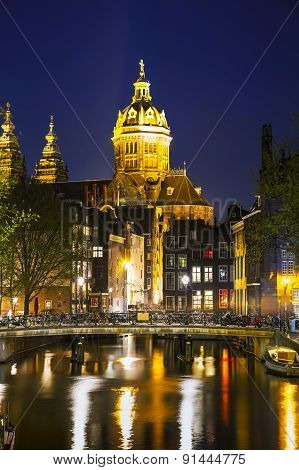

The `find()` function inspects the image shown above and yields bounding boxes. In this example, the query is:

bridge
[0,324,280,363]
[0,324,275,339]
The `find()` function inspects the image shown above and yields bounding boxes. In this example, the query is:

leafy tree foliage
[260,145,299,259]
[0,179,80,314]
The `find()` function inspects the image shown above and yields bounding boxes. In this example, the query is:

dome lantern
[132,59,152,102]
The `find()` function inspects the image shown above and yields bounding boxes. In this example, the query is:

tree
[246,121,299,263]
[0,176,35,313]
[12,182,78,315]
[260,145,299,259]
[0,180,82,315]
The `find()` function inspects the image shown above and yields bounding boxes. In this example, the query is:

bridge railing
[0,311,286,330]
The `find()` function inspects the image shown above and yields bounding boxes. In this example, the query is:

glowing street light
[77,277,84,287]
[181,275,190,287]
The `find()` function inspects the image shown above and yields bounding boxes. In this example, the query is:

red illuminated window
[203,245,213,259]
[219,289,228,308]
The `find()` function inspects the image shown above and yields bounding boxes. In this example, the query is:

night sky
[1,0,298,213]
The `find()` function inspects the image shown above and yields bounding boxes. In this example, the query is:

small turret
[0,102,26,182]
[33,115,68,183]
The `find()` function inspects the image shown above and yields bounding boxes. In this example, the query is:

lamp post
[77,276,84,313]
[181,275,190,312]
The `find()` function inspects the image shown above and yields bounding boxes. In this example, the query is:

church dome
[114,59,170,133]
[118,100,169,129]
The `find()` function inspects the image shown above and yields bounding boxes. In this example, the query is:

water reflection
[0,336,299,450]
[279,382,298,450]
[41,351,53,392]
[69,377,101,450]
[179,378,202,449]
[113,386,138,449]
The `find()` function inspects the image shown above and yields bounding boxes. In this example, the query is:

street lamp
[181,275,190,287]
[181,275,190,312]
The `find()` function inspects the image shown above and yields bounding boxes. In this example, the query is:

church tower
[0,102,25,182]
[111,60,172,203]
[33,115,68,183]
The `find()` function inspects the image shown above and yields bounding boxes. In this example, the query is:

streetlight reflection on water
[279,382,298,450]
[179,378,203,450]
[69,377,102,450]
[114,386,138,450]
[3,336,298,450]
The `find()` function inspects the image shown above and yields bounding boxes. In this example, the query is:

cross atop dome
[139,59,145,77]
[133,59,151,101]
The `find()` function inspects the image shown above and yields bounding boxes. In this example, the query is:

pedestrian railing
[0,311,290,330]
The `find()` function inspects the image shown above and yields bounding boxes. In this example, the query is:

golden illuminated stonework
[0,102,25,182]
[109,60,213,223]
[106,60,213,307]
[33,115,68,183]
[111,59,172,203]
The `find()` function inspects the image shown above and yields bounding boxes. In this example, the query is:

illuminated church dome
[119,100,169,129]
[117,61,169,129]
[112,60,172,189]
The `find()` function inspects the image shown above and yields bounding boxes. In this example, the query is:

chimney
[261,124,272,168]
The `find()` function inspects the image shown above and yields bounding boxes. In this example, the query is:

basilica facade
[1,61,238,315]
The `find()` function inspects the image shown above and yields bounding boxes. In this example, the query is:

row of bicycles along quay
[0,311,296,330]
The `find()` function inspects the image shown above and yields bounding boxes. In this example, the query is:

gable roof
[157,174,210,207]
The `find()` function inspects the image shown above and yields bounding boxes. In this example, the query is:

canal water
[0,335,298,450]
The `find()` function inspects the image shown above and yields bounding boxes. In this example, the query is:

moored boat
[0,414,15,450]
[264,346,299,377]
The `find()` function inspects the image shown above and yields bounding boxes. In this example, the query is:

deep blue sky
[1,0,298,211]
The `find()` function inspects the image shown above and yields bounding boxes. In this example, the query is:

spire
[45,114,58,147]
[2,102,16,135]
[0,102,26,182]
[33,115,68,183]
[133,59,151,102]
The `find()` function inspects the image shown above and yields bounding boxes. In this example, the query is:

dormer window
[167,187,174,196]
[128,108,137,120]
